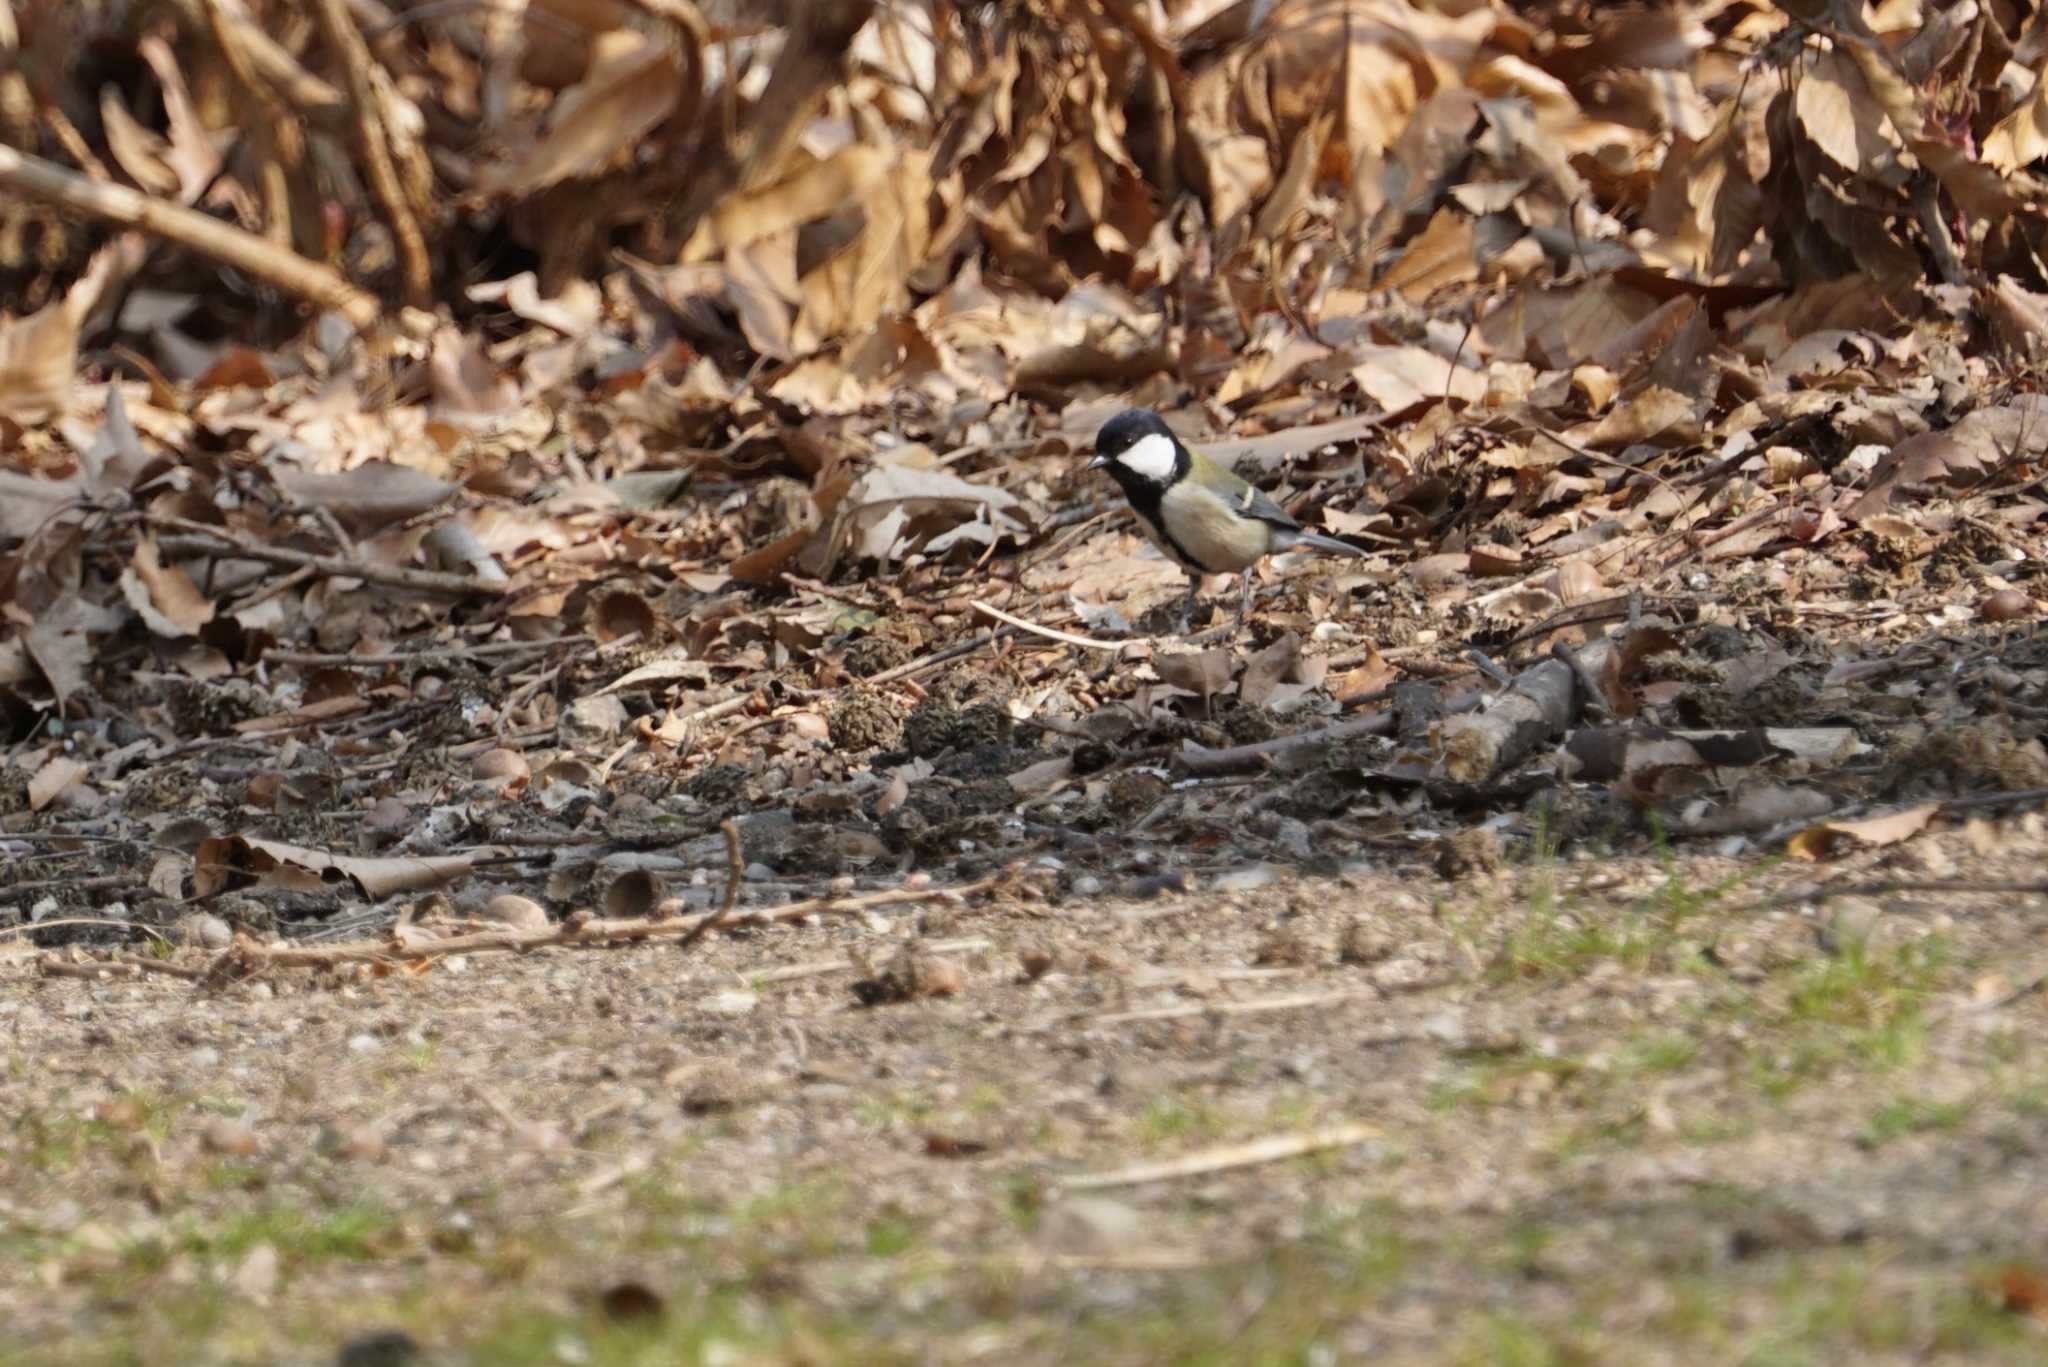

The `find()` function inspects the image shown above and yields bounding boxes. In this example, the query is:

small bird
[1087,408,1365,625]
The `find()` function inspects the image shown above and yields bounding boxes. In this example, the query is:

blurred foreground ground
[11,821,2048,1366]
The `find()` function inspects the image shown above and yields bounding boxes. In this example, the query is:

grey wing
[1230,482,1302,532]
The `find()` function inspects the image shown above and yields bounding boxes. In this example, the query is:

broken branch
[0,144,379,331]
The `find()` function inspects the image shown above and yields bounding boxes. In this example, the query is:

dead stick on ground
[679,693,758,727]
[0,144,379,330]
[971,601,1151,652]
[313,0,432,307]
[39,961,144,981]
[1739,877,2048,917]
[215,870,1016,972]
[864,625,1034,686]
[40,954,205,982]
[1080,989,1368,1027]
[0,918,175,947]
[0,875,151,899]
[263,637,591,668]
[676,820,744,952]
[1177,714,1397,777]
[1062,1121,1381,1191]
[1954,960,2048,1015]
[153,521,507,596]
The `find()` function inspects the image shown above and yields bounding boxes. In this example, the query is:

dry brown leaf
[1154,649,1234,701]
[1350,344,1486,414]
[0,244,118,424]
[1794,48,1894,177]
[842,462,1035,565]
[121,535,216,638]
[271,463,459,535]
[99,86,181,197]
[1787,803,1941,861]
[1008,754,1074,796]
[134,35,221,202]
[1374,208,1476,299]
[193,835,490,899]
[874,768,912,817]
[22,591,122,712]
[0,470,88,541]
[27,755,88,812]
[1845,429,1992,521]
[795,149,935,342]
[1240,633,1302,710]
[428,326,520,418]
[1985,62,2048,173]
[475,27,683,194]
[1680,783,1838,837]
[1328,647,1397,699]
[685,146,893,263]
[1565,385,1698,448]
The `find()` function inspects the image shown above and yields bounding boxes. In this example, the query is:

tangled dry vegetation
[10,0,2048,1362]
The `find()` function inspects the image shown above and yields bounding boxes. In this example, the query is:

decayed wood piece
[1435,657,1579,785]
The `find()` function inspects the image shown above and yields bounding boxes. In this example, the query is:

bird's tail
[1279,529,1368,558]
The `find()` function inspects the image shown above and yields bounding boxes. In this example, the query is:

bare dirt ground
[12,813,2048,1366]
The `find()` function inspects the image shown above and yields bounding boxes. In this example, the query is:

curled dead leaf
[1788,804,1941,861]
[27,756,88,812]
[0,243,119,424]
[1153,649,1235,702]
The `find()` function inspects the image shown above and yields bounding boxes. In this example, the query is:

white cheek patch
[1115,432,1180,482]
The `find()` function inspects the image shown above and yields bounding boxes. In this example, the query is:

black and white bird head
[1087,408,1187,492]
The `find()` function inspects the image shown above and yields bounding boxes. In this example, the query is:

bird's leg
[1179,576,1197,634]
[1238,568,1254,623]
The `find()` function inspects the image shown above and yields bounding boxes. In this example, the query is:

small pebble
[180,913,233,950]
[1214,864,1279,893]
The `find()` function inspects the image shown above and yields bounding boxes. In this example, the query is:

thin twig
[971,600,1150,652]
[0,144,378,330]
[1062,1121,1380,1190]
[742,936,993,985]
[676,820,744,952]
[0,918,174,946]
[1177,715,1396,777]
[201,869,1017,973]
[864,628,1014,685]
[263,637,590,667]
[39,953,205,981]
[154,522,508,596]
[1944,786,2048,813]
[1081,989,1367,1027]
[1739,876,2048,916]
[1955,961,2048,1014]
[0,875,152,898]
[313,0,431,304]
[681,693,758,727]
